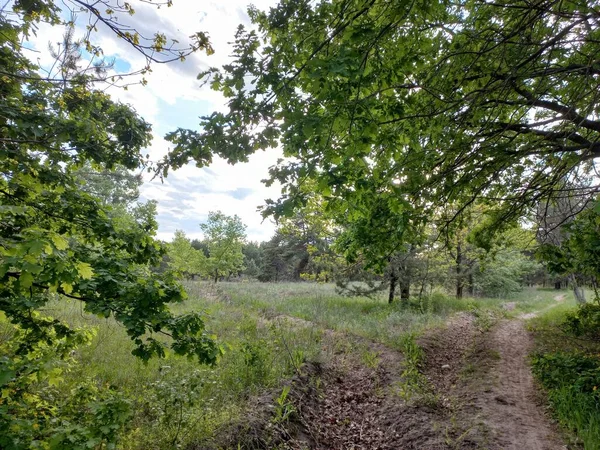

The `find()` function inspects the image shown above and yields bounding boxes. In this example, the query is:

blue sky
[30,0,282,242]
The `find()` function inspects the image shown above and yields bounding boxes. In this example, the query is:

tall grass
[37,287,325,449]
[6,281,568,448]
[214,282,563,348]
[529,301,600,450]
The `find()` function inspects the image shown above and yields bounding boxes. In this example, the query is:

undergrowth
[214,282,553,350]
[396,333,439,407]
[1,282,564,448]
[529,302,600,450]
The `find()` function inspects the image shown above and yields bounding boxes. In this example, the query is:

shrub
[0,326,131,450]
[563,303,600,341]
[531,352,600,449]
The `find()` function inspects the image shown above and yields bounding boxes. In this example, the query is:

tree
[242,241,264,279]
[167,230,206,279]
[536,185,594,299]
[200,211,246,282]
[162,0,600,271]
[75,161,142,207]
[1,0,220,360]
[258,233,289,282]
[0,3,222,446]
[277,194,338,280]
[539,199,600,304]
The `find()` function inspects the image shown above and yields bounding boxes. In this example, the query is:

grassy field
[6,282,576,449]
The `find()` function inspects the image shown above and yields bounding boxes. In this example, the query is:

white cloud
[140,146,282,241]
[25,0,283,242]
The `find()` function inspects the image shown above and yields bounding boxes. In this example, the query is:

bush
[564,303,600,341]
[0,326,131,450]
[531,352,600,449]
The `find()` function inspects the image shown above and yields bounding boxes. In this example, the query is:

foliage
[75,162,142,208]
[241,241,264,279]
[163,0,600,271]
[563,303,600,342]
[531,351,600,449]
[272,385,295,424]
[200,211,247,282]
[144,367,208,447]
[472,249,540,298]
[529,297,600,449]
[167,230,206,279]
[539,199,600,289]
[35,282,330,449]
[0,3,223,446]
[255,192,344,282]
[0,324,131,450]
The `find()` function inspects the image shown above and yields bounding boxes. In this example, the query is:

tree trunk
[456,241,463,299]
[294,253,310,280]
[400,283,410,302]
[214,270,219,283]
[467,271,474,297]
[569,274,586,304]
[388,268,398,304]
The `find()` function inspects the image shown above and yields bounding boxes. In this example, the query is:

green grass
[2,282,572,449]
[529,299,600,450]
[36,287,325,449]
[216,282,570,348]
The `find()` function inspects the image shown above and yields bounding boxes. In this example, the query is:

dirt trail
[456,319,564,450]
[518,294,566,321]
[281,316,567,449]
[205,284,567,450]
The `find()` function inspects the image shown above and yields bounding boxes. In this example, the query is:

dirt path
[455,319,565,450]
[218,310,566,449]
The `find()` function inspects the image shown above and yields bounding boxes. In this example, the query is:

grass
[528,298,600,450]
[2,281,574,449]
[216,282,571,347]
[35,286,325,449]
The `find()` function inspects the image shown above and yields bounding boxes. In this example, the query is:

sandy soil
[458,320,565,450]
[212,312,566,449]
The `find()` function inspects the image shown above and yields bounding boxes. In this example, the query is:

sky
[28,0,282,242]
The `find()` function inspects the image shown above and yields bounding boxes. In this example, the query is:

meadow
[15,282,572,449]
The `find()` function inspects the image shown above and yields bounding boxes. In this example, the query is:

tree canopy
[163,0,600,267]
[0,0,219,362]
[167,230,207,279]
[200,211,247,282]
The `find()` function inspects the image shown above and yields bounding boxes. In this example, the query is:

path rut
[459,319,565,450]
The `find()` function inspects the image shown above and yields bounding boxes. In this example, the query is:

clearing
[44,283,573,449]
[213,285,568,450]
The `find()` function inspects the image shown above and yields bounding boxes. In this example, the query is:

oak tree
[163,0,600,268]
[200,211,247,282]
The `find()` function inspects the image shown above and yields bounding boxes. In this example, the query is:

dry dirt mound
[284,356,451,449]
[418,313,480,394]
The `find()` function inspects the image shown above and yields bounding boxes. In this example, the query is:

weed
[360,349,380,369]
[26,281,560,449]
[530,305,600,450]
[273,385,296,424]
[396,334,440,406]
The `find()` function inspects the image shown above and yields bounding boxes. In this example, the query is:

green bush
[531,352,600,449]
[0,326,131,450]
[564,303,600,341]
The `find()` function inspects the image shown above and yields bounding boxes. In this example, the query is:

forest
[1,0,600,449]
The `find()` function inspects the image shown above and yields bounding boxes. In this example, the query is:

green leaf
[51,234,69,251]
[76,262,94,280]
